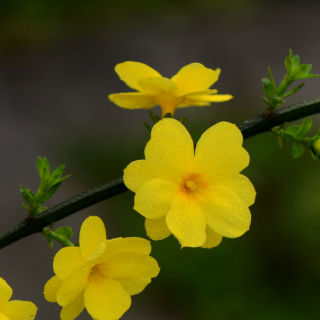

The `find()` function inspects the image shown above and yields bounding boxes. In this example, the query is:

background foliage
[1,0,320,319]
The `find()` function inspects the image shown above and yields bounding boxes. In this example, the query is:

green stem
[42,228,74,247]
[1,97,320,251]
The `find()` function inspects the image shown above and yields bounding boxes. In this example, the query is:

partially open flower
[109,62,233,117]
[44,216,160,320]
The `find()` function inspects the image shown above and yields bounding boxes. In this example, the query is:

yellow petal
[218,174,256,207]
[60,292,84,320]
[44,275,63,302]
[194,122,249,182]
[0,278,12,304]
[115,61,161,91]
[84,239,107,268]
[80,216,106,261]
[109,93,156,110]
[171,63,220,96]
[57,266,90,307]
[145,217,171,240]
[138,77,178,95]
[134,178,179,219]
[84,278,131,320]
[123,160,155,193]
[177,101,211,108]
[166,194,207,248]
[200,186,251,238]
[0,313,9,320]
[116,278,151,296]
[187,94,233,102]
[201,226,223,249]
[104,252,160,280]
[0,301,37,320]
[145,118,194,183]
[53,247,84,280]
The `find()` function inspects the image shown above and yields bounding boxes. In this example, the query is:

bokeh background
[1,1,320,319]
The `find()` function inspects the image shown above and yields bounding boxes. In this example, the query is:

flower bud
[311,139,320,157]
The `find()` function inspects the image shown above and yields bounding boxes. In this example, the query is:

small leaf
[148,111,160,124]
[283,83,305,98]
[37,157,44,177]
[55,227,74,240]
[267,67,276,89]
[43,157,51,182]
[47,165,65,187]
[276,135,283,148]
[20,186,35,205]
[163,113,172,118]
[305,64,312,74]
[291,54,300,69]
[58,175,71,183]
[292,64,308,79]
[41,182,62,203]
[21,203,31,210]
[285,57,292,74]
[143,122,152,133]
[297,117,313,136]
[285,125,300,135]
[292,142,304,158]
[300,74,319,79]
[46,233,53,249]
[262,96,271,106]
[262,78,275,97]
[289,49,293,59]
[178,117,187,124]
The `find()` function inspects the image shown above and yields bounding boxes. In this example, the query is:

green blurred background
[1,0,320,319]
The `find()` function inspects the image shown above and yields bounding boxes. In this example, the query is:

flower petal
[0,278,12,304]
[123,160,155,193]
[60,292,84,320]
[218,174,256,207]
[201,226,223,249]
[138,77,178,95]
[116,278,152,296]
[57,266,91,307]
[200,186,251,238]
[145,118,194,183]
[80,216,106,261]
[44,275,63,302]
[145,217,171,240]
[134,178,179,219]
[166,194,207,247]
[0,301,37,320]
[0,313,9,320]
[104,252,160,280]
[109,92,156,110]
[187,94,233,102]
[84,278,131,320]
[194,122,249,182]
[53,247,84,280]
[115,61,161,91]
[171,63,220,96]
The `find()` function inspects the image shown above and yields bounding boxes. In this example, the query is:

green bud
[311,139,320,157]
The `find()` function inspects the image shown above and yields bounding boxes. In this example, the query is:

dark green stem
[1,97,320,251]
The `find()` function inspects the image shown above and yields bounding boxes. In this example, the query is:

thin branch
[1,97,320,250]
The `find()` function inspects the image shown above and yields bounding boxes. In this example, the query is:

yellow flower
[109,62,233,117]
[44,216,160,320]
[0,278,37,320]
[124,119,256,248]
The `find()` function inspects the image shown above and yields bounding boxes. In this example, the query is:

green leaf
[143,122,152,133]
[148,111,160,124]
[262,78,275,97]
[178,117,187,124]
[37,157,44,177]
[58,175,71,183]
[20,185,35,205]
[41,182,62,203]
[55,227,74,240]
[276,135,283,148]
[163,113,172,118]
[283,83,305,98]
[285,125,300,135]
[292,142,304,158]
[21,203,30,210]
[300,74,319,79]
[292,64,308,79]
[43,157,51,182]
[267,67,276,89]
[47,165,65,186]
[285,57,292,74]
[305,64,312,74]
[262,96,271,106]
[297,117,313,136]
[289,49,293,59]
[291,54,300,69]
[46,233,53,249]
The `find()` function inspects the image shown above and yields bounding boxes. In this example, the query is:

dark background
[1,1,320,319]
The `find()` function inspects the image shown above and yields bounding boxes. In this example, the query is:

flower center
[185,180,197,191]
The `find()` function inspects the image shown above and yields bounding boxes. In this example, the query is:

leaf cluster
[20,157,71,218]
[263,50,318,114]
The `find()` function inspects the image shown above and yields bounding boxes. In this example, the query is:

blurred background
[1,0,320,319]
